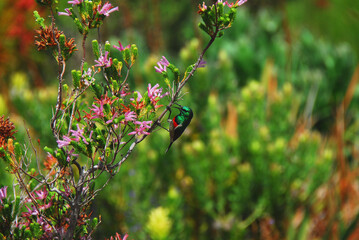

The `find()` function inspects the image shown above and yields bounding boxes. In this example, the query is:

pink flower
[94,51,112,68]
[124,111,137,122]
[89,103,105,119]
[66,148,79,162]
[113,41,130,52]
[154,63,166,73]
[109,233,129,240]
[34,189,48,200]
[198,2,207,13]
[235,0,247,7]
[147,83,168,106]
[69,124,92,144]
[83,68,93,78]
[58,8,72,16]
[154,56,170,73]
[159,56,170,67]
[217,0,247,7]
[0,186,7,203]
[97,2,119,16]
[57,135,73,148]
[68,0,83,6]
[106,113,118,125]
[130,91,143,102]
[82,68,95,85]
[25,205,39,216]
[128,121,152,136]
[37,217,52,233]
[39,201,52,211]
[198,59,207,68]
[120,90,131,97]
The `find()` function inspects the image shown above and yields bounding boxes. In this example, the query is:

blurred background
[1,0,359,239]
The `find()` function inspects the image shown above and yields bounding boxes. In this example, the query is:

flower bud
[74,18,84,34]
[104,41,111,53]
[72,70,81,89]
[33,11,45,28]
[92,40,100,59]
[63,84,69,93]
[122,48,131,67]
[131,44,138,64]
[14,142,23,159]
[44,146,54,156]
[58,33,65,45]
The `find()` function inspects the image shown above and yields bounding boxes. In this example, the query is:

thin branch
[24,126,45,179]
[49,7,66,139]
[80,33,88,73]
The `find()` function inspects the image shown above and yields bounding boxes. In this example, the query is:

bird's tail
[165,142,173,154]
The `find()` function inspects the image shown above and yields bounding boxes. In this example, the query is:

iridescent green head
[179,106,193,119]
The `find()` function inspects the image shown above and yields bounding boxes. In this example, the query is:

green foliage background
[1,0,359,239]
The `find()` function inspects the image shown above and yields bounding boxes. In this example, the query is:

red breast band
[173,118,178,128]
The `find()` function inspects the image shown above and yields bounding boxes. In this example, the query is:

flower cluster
[0,116,16,144]
[60,0,119,17]
[97,2,119,17]
[57,0,119,36]
[34,26,77,60]
[19,188,57,237]
[94,51,112,68]
[107,233,129,240]
[0,116,17,157]
[57,124,92,148]
[218,0,248,7]
[148,83,169,107]
[68,0,83,6]
[197,0,247,36]
[154,56,170,73]
[128,121,153,136]
[113,41,131,52]
[58,8,72,16]
[199,0,247,12]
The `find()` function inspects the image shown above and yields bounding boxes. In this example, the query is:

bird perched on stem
[165,105,193,153]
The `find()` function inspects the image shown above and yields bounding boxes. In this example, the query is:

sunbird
[165,105,193,153]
